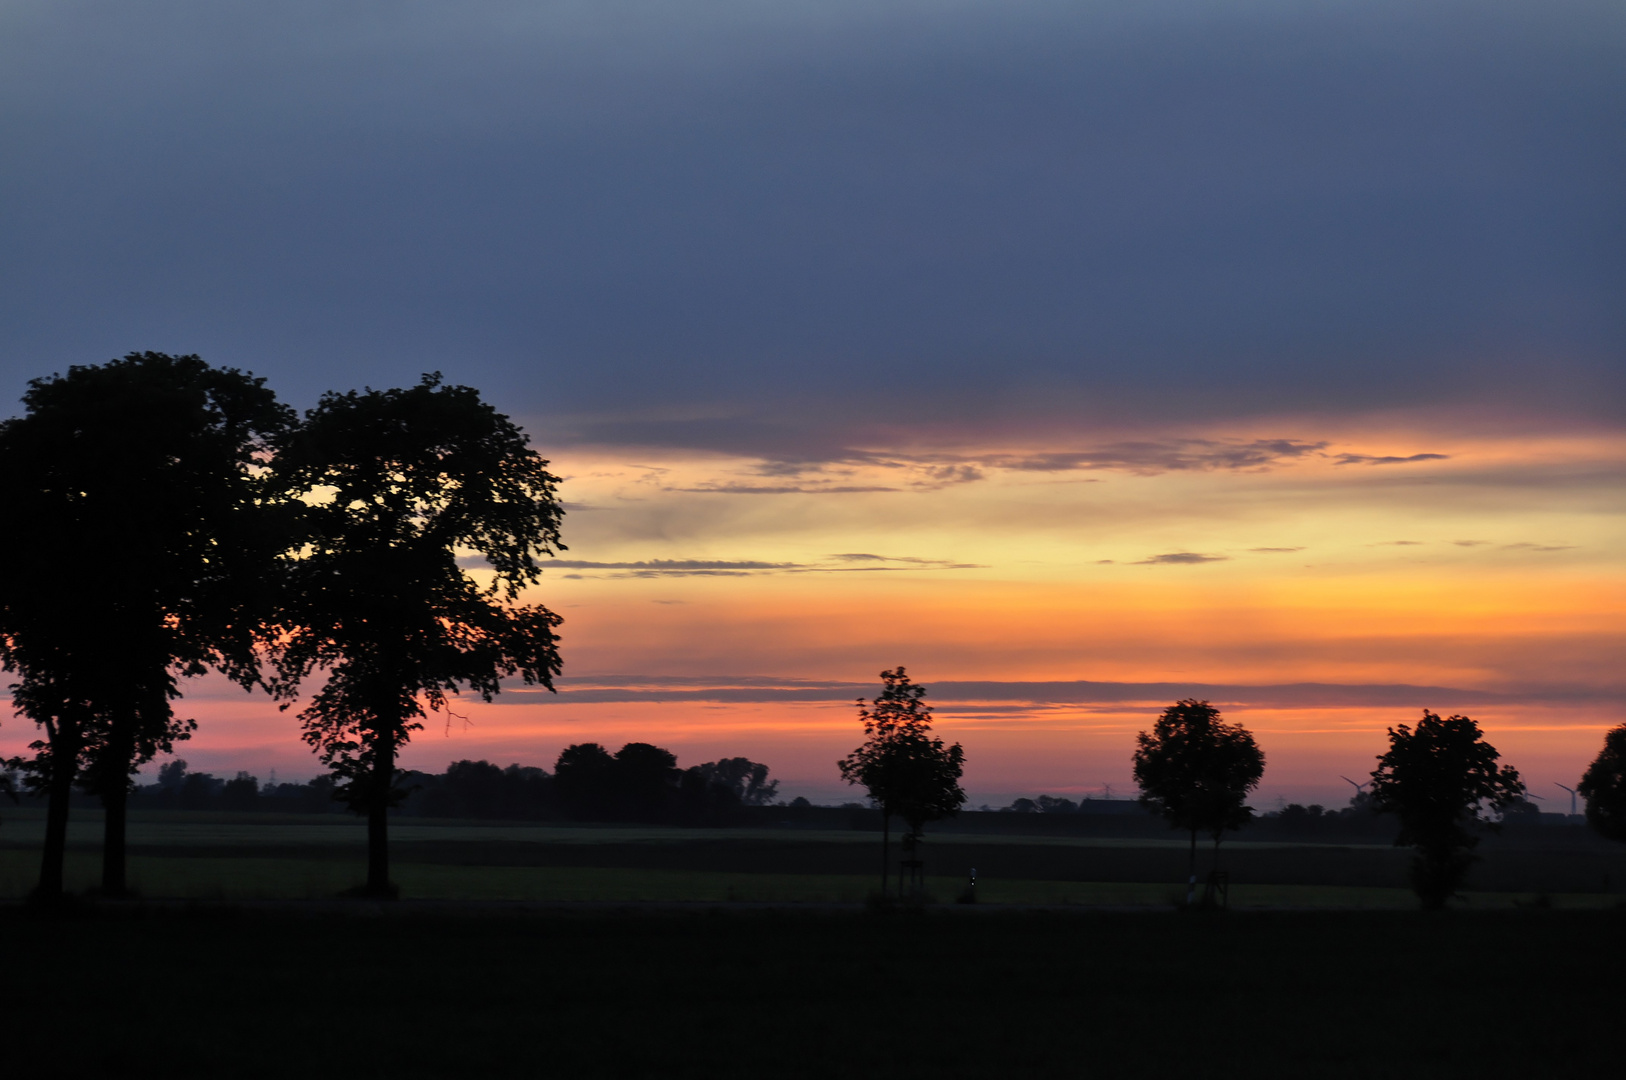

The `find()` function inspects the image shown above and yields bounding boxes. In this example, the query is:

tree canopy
[1133,699,1264,840]
[838,668,965,894]
[269,373,564,895]
[838,668,966,835]
[1132,699,1265,903]
[1578,724,1626,842]
[1368,710,1524,909]
[0,352,292,897]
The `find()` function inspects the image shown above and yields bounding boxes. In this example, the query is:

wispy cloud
[548,554,984,577]
[1248,547,1304,554]
[913,463,985,488]
[610,433,1471,496]
[672,483,899,494]
[832,553,945,565]
[1502,542,1574,553]
[550,559,798,571]
[1333,453,1450,466]
[514,675,1620,708]
[1134,552,1229,565]
[986,439,1327,475]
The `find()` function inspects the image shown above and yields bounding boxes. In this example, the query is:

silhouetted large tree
[838,668,965,895]
[1133,699,1265,906]
[1578,724,1626,842]
[270,374,563,897]
[0,353,291,898]
[1368,710,1524,909]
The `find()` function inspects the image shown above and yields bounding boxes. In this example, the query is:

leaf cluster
[1132,699,1265,839]
[1578,723,1626,842]
[1367,710,1523,906]
[1368,711,1524,847]
[265,375,565,811]
[0,353,293,793]
[837,667,966,833]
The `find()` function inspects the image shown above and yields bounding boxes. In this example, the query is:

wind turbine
[1340,776,1368,798]
[1555,782,1580,817]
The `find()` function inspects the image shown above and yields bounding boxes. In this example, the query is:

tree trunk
[36,717,74,902]
[101,782,129,896]
[98,717,136,897]
[881,810,891,896]
[365,734,395,897]
[1186,827,1197,906]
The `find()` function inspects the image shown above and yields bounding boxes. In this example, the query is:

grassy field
[6,848,1620,909]
[2,905,1623,1078]
[4,809,1623,910]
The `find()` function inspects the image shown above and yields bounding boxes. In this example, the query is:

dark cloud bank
[521,675,1618,708]
[2,0,1620,453]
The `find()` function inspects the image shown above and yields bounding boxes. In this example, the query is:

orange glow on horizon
[4,418,1620,807]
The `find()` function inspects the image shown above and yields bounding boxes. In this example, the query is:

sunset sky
[1,1,1621,806]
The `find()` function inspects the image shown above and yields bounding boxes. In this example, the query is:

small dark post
[957,866,977,904]
[900,831,925,900]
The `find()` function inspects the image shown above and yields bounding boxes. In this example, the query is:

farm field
[3,809,1623,908]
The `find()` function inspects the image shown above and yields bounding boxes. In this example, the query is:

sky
[1,0,1622,806]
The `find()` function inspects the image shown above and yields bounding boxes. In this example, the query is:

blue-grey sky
[2,0,1621,452]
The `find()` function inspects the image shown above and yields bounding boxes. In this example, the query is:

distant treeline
[5,743,788,825]
[988,792,1569,842]
[995,795,1147,815]
[975,793,1573,845]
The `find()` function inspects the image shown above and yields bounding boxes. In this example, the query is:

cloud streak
[1334,453,1451,466]
[993,439,1328,475]
[548,555,983,577]
[517,675,1622,709]
[623,436,1461,493]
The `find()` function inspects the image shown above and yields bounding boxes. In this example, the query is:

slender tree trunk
[365,733,395,897]
[36,717,74,902]
[98,718,136,897]
[1186,827,1197,906]
[101,782,129,896]
[881,810,891,896]
[1208,834,1225,908]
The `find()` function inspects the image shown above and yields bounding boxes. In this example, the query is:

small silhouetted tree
[442,759,508,818]
[270,374,564,897]
[554,743,618,820]
[0,763,18,825]
[1368,710,1524,909]
[1133,699,1265,906]
[1578,724,1626,842]
[0,353,292,898]
[837,668,966,895]
[693,758,779,806]
[612,743,681,820]
[220,771,260,812]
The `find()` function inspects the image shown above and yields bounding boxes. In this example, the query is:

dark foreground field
[4,905,1622,1079]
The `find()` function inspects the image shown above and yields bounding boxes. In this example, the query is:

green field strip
[0,810,1393,851]
[3,850,1616,909]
